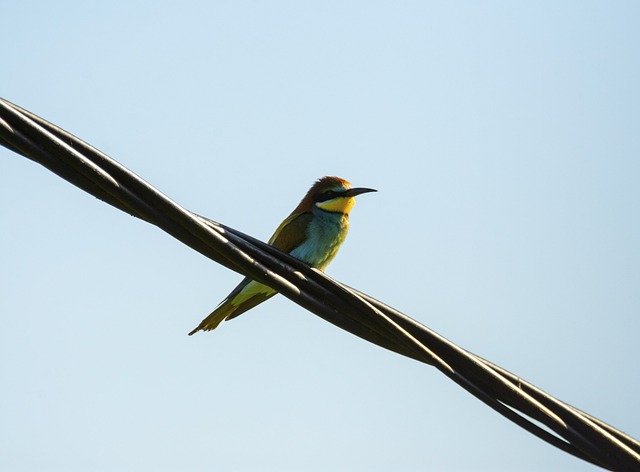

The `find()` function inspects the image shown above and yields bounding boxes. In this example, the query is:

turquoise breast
[289,209,350,270]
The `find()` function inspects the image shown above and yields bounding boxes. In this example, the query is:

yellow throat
[316,196,356,214]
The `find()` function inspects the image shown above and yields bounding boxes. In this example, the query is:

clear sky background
[1,2,639,471]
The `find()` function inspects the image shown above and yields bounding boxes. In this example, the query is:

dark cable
[1,98,638,471]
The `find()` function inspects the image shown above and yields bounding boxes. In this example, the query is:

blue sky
[2,2,639,471]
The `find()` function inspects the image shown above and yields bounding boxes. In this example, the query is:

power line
[1,97,638,471]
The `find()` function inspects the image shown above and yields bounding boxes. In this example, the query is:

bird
[188,176,376,335]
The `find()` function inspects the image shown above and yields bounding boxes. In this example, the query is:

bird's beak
[344,187,377,197]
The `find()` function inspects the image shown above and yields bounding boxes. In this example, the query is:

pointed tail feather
[188,299,235,335]
[188,281,277,335]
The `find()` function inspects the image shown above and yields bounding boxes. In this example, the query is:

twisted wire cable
[1,98,638,471]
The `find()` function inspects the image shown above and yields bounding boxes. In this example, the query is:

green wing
[268,212,312,252]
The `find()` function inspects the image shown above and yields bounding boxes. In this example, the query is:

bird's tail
[188,280,277,335]
[188,299,236,335]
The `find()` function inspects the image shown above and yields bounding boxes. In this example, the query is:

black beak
[344,187,377,197]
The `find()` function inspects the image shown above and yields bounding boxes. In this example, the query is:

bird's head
[297,176,377,214]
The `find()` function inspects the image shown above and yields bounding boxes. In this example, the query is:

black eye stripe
[315,189,342,202]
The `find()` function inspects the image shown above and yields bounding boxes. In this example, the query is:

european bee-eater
[188,176,376,335]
